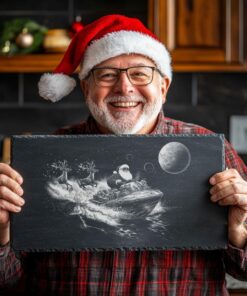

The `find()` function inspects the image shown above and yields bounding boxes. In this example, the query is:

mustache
[105,95,146,103]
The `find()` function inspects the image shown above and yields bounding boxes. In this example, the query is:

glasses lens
[92,66,155,86]
[127,67,153,85]
[93,68,118,86]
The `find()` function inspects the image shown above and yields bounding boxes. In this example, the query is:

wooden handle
[2,137,11,164]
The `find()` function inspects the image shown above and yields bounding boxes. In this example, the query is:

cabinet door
[148,0,244,64]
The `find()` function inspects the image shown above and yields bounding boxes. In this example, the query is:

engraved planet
[158,142,191,174]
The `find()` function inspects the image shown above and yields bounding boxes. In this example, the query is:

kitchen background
[0,0,247,292]
[0,0,247,164]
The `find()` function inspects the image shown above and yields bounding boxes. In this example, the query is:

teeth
[111,102,139,108]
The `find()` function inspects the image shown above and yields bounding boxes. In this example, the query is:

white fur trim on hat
[79,30,172,81]
[38,73,76,102]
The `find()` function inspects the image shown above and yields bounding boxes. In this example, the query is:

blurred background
[0,0,247,293]
[0,0,247,165]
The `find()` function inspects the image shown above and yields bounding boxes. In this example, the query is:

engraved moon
[158,142,191,174]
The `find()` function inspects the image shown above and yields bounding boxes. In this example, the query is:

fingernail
[17,188,24,196]
[16,176,23,184]
[210,177,215,185]
[19,198,25,206]
[211,194,216,202]
[15,206,21,212]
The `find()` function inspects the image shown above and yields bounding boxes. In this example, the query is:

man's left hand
[209,168,247,248]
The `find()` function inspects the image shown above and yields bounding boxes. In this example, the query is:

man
[0,14,246,296]
[107,164,133,188]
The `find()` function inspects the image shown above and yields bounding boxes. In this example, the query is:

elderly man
[0,15,246,296]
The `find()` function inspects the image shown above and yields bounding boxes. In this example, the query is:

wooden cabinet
[0,1,246,73]
[148,0,246,69]
[0,54,63,73]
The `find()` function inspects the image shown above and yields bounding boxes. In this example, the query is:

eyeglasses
[90,66,163,87]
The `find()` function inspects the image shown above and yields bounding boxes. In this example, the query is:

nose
[112,71,135,95]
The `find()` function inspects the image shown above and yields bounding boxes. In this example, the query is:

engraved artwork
[47,164,160,238]
[45,142,191,240]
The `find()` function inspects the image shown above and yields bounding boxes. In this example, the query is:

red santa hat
[38,14,172,102]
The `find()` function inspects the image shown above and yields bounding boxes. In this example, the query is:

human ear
[161,77,170,104]
[80,79,89,98]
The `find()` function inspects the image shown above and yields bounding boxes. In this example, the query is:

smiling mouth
[110,101,140,108]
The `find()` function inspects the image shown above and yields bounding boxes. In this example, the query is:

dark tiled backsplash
[0,0,69,11]
[0,0,246,163]
[197,73,247,107]
[0,74,19,103]
[1,72,247,137]
[74,0,146,11]
[0,106,89,135]
[74,0,147,23]
[166,73,193,106]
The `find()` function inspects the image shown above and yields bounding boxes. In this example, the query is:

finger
[210,169,240,185]
[0,163,23,184]
[210,181,247,203]
[210,179,247,196]
[0,209,10,226]
[0,199,22,213]
[210,179,234,195]
[0,186,25,207]
[0,174,24,196]
[228,207,247,226]
[217,194,247,209]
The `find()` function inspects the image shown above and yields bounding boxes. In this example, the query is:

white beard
[119,169,133,181]
[86,95,163,134]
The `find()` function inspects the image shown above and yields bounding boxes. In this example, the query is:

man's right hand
[0,163,24,245]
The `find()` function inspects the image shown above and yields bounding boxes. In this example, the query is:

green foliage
[0,18,47,55]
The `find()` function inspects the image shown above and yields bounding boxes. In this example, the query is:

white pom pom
[38,73,76,102]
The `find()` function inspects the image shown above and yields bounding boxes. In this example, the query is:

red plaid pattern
[0,112,246,296]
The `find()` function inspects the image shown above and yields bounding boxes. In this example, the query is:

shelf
[0,54,64,73]
[173,63,247,72]
[0,54,247,73]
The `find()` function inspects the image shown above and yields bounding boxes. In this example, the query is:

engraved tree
[51,160,73,190]
[78,161,98,187]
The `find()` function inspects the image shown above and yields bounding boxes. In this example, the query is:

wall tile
[0,0,69,11]
[75,0,147,24]
[75,0,147,13]
[197,73,247,107]
[0,106,89,135]
[166,73,192,106]
[163,105,229,135]
[0,15,70,30]
[75,11,147,26]
[0,74,19,103]
[23,74,47,104]
[38,15,70,29]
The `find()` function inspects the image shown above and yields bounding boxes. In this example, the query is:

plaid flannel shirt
[1,112,246,296]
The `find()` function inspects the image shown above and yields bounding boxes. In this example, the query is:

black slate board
[10,134,227,251]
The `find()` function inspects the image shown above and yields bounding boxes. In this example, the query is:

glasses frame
[90,66,163,87]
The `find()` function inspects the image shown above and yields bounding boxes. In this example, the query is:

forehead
[96,54,156,68]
